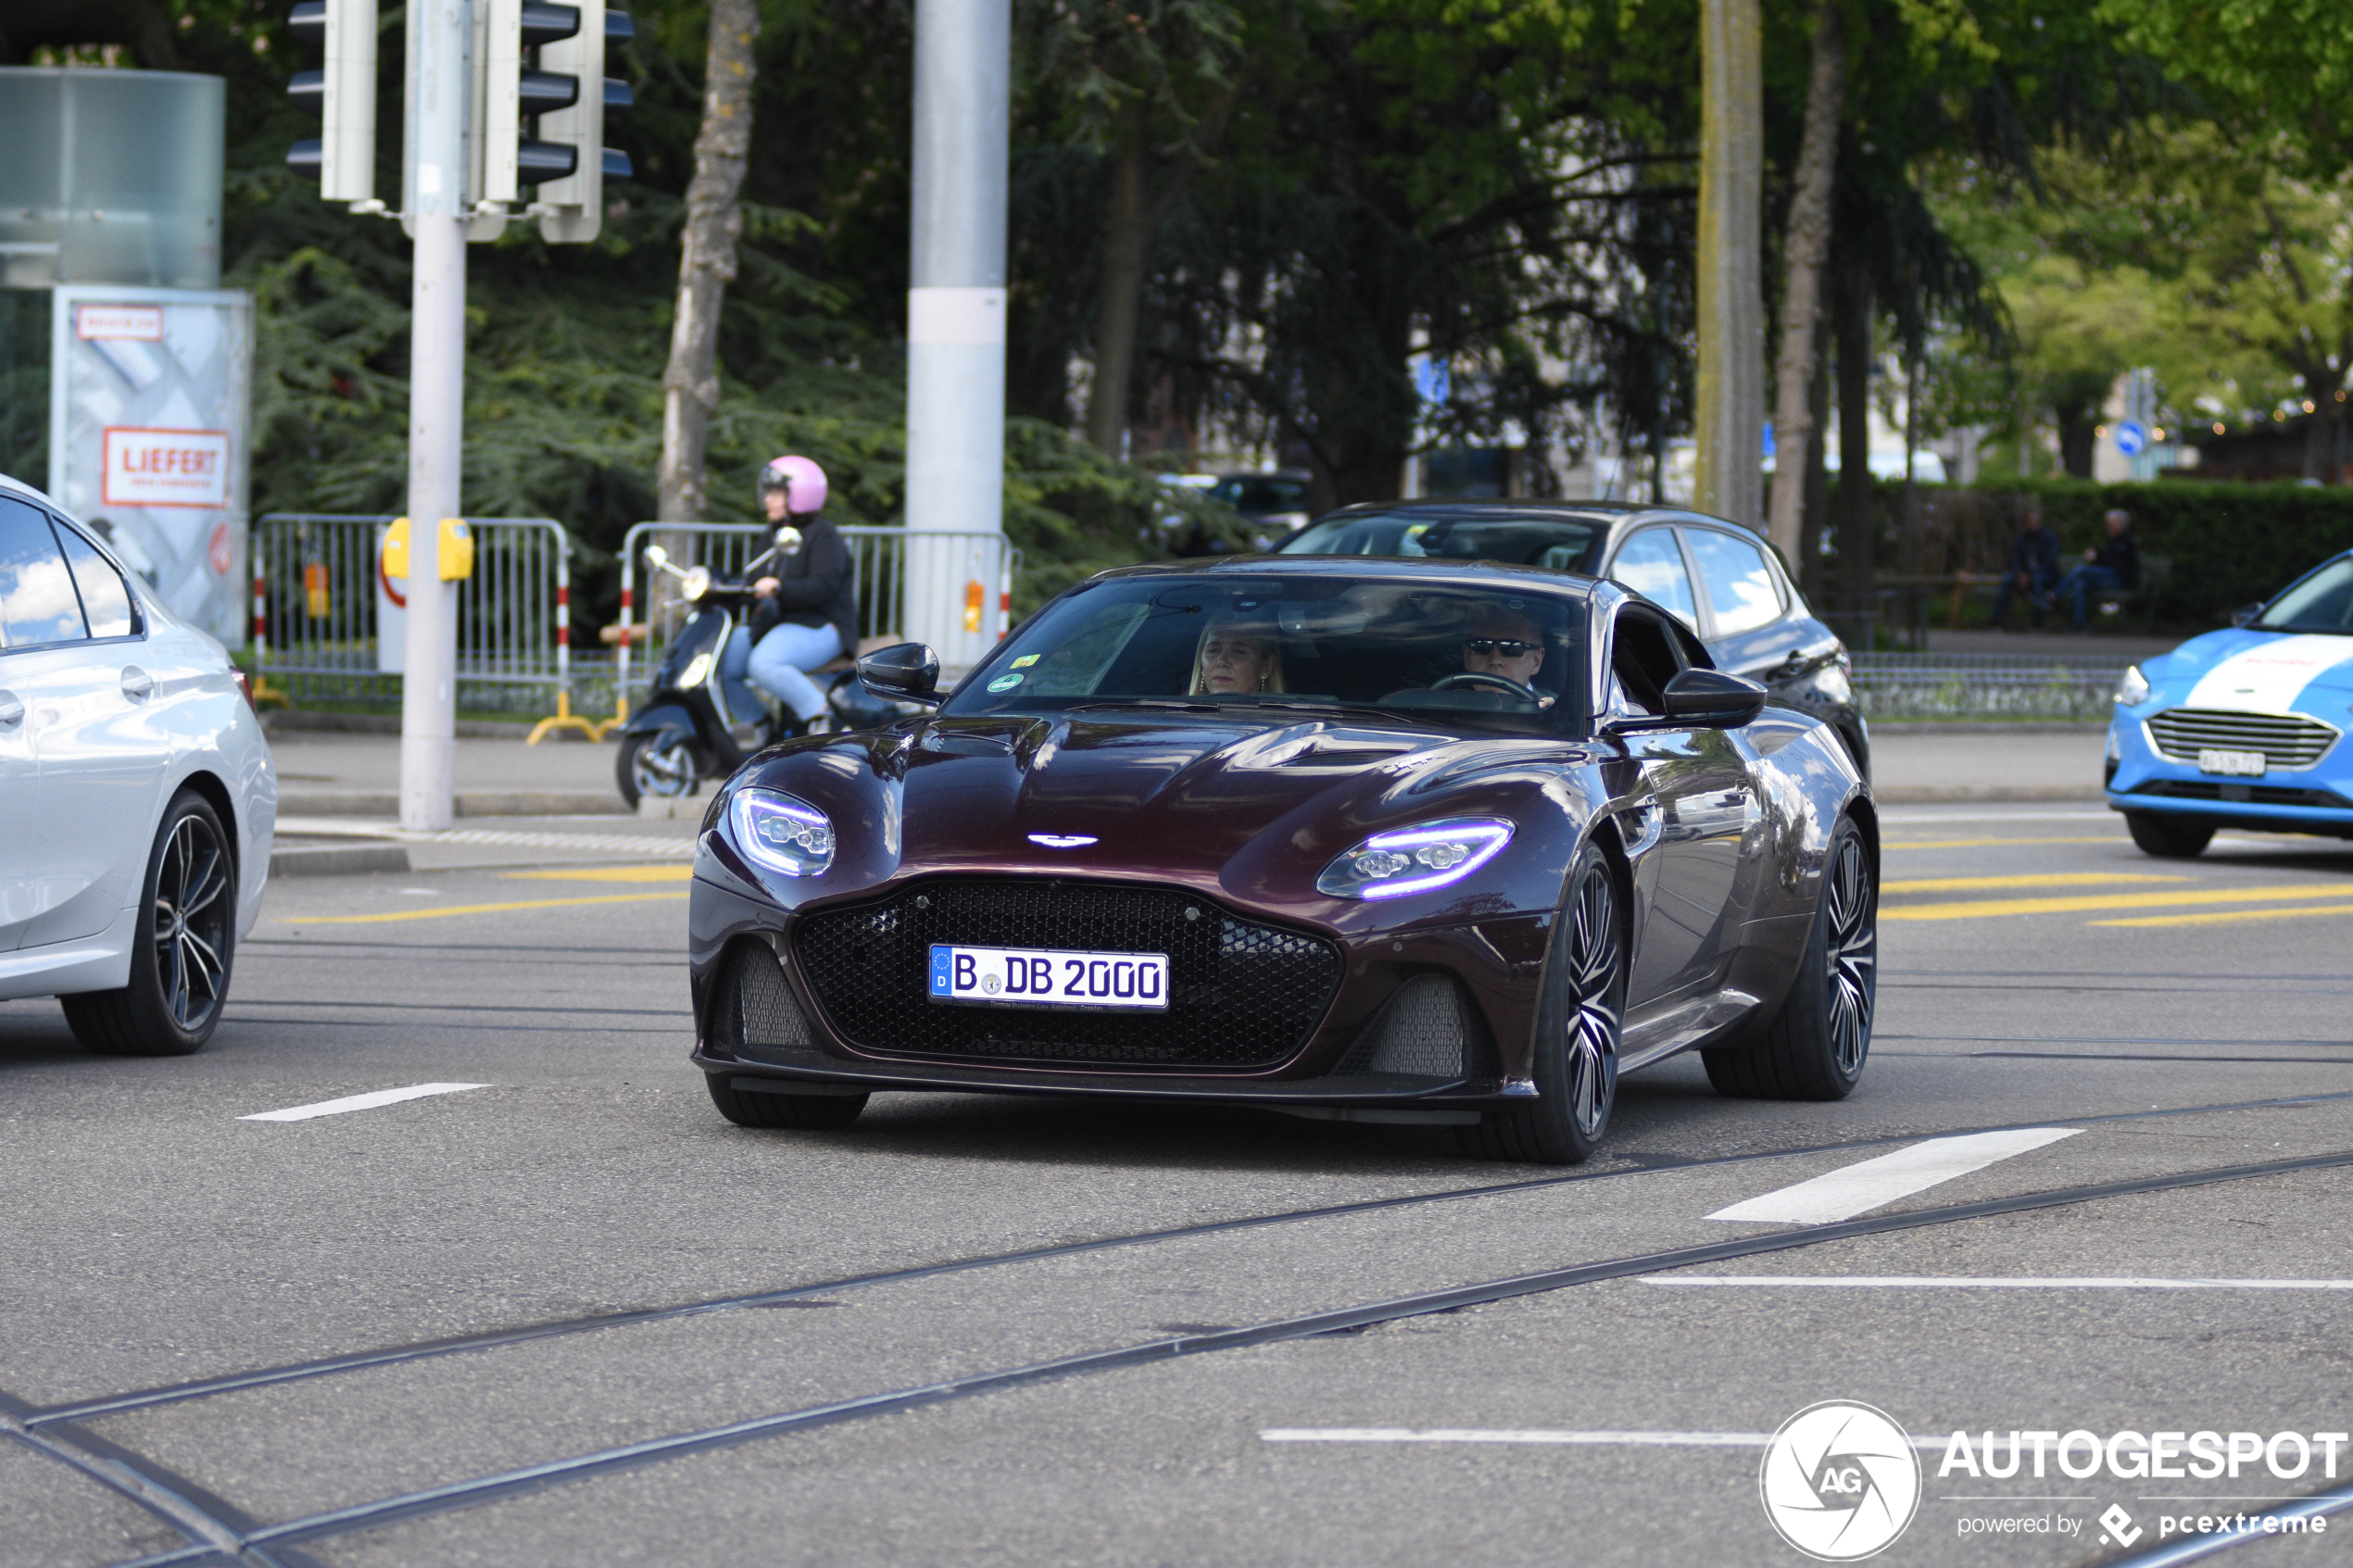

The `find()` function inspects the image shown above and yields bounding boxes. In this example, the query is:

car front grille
[791,879,1343,1070]
[2145,708,2340,770]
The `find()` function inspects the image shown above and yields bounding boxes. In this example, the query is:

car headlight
[678,651,714,690]
[1316,817,1514,899]
[681,565,711,602]
[2116,664,2150,706]
[728,788,836,877]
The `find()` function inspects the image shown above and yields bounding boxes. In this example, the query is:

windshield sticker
[1012,654,1039,668]
[987,673,1025,692]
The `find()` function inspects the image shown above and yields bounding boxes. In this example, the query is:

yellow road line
[2092,903,2353,929]
[1882,882,2353,922]
[286,893,688,925]
[1883,872,2188,894]
[1883,835,2127,850]
[505,866,694,884]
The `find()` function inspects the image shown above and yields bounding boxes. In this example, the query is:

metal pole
[1694,0,1764,528]
[903,0,1010,672]
[400,0,469,831]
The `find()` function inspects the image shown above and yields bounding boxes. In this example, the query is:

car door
[1606,604,1762,1025]
[0,497,170,951]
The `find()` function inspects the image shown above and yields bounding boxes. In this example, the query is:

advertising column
[47,285,252,644]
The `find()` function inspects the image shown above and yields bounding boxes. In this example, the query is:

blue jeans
[2054,565,2122,627]
[747,620,844,721]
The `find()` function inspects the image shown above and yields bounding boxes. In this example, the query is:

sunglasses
[1465,638,1535,658]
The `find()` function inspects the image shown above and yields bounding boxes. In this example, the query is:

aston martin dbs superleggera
[686,558,1878,1163]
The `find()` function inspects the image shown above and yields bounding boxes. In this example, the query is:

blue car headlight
[2115,664,2150,707]
[728,788,836,876]
[1316,817,1514,899]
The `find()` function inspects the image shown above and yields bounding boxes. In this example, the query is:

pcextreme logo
[1760,1401,1923,1561]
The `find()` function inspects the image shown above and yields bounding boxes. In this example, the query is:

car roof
[1315,497,1646,521]
[1086,553,1616,602]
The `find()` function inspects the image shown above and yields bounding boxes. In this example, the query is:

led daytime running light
[728,788,836,877]
[1317,818,1514,900]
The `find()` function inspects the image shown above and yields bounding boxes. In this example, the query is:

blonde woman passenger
[1189,618,1287,696]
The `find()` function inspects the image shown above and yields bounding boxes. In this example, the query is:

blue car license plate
[928,945,1170,1010]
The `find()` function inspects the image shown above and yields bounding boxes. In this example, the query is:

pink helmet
[758,455,827,515]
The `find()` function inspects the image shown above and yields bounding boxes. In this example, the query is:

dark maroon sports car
[686,558,1878,1163]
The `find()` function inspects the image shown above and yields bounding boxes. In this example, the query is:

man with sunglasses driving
[1456,602,1553,705]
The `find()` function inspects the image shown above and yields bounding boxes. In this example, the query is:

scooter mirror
[642,545,669,571]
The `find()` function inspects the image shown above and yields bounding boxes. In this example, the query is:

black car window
[1210,476,1308,514]
[0,495,91,650]
[2253,556,2353,633]
[54,520,137,639]
[1681,527,1781,635]
[1279,510,1607,572]
[1611,608,1683,714]
[950,573,1591,733]
[1607,529,1699,631]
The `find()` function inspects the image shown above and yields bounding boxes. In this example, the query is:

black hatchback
[1276,498,1867,774]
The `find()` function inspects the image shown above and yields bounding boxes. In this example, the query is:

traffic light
[285,0,380,206]
[476,0,634,243]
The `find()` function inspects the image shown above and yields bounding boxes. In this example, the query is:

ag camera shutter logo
[1760,1401,1921,1560]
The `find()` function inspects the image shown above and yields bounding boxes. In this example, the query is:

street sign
[2114,420,2148,457]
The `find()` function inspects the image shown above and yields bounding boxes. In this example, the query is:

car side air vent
[1333,973,1492,1082]
[720,940,816,1060]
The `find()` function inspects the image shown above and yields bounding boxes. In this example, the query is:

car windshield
[1208,475,1307,515]
[2253,557,2353,634]
[1277,509,1608,573]
[950,573,1590,733]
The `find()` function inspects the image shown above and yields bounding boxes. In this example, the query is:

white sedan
[0,475,275,1054]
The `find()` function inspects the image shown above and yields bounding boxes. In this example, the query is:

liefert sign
[48,285,252,644]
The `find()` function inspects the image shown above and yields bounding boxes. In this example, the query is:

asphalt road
[5,804,2351,1568]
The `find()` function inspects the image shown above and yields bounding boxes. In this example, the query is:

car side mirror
[2230,602,2263,628]
[1662,668,1769,727]
[857,642,942,706]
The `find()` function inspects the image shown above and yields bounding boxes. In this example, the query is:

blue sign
[1413,358,1451,406]
[2114,420,2148,457]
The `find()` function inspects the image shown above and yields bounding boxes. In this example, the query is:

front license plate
[2197,748,2267,777]
[928,945,1170,1010]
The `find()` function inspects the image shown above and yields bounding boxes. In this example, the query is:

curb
[271,843,414,877]
[262,711,564,739]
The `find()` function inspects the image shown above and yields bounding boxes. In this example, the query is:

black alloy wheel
[63,789,235,1056]
[1457,840,1626,1164]
[2124,811,2214,859]
[1703,815,1876,1100]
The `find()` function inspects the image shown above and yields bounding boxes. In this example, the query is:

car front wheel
[62,789,236,1057]
[1703,815,1876,1100]
[2125,811,2214,859]
[1457,840,1625,1164]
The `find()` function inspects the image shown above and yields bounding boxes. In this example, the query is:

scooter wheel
[616,734,698,809]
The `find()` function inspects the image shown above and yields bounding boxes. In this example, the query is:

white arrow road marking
[1705,1128,2081,1224]
[239,1083,491,1123]
[1642,1275,2353,1291]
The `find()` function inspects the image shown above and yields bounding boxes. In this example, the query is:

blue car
[2108,550,2353,856]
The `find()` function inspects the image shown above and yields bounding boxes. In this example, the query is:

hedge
[1867,479,2353,628]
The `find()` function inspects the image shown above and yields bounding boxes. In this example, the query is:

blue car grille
[791,879,1343,1071]
[2145,708,2340,771]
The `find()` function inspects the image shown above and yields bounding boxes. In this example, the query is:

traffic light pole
[398,0,470,831]
[902,0,1010,671]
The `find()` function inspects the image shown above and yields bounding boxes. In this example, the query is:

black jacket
[745,516,858,653]
[2091,532,2140,589]
[2007,526,2060,580]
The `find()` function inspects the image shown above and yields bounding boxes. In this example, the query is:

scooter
[612,546,792,809]
[613,544,905,808]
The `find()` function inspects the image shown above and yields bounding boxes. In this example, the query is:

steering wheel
[1429,671,1541,703]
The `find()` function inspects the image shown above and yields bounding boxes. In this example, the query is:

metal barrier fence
[253,513,596,741]
[1848,654,2131,723]
[610,522,1019,720]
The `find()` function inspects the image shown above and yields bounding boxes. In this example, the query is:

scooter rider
[720,456,860,733]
